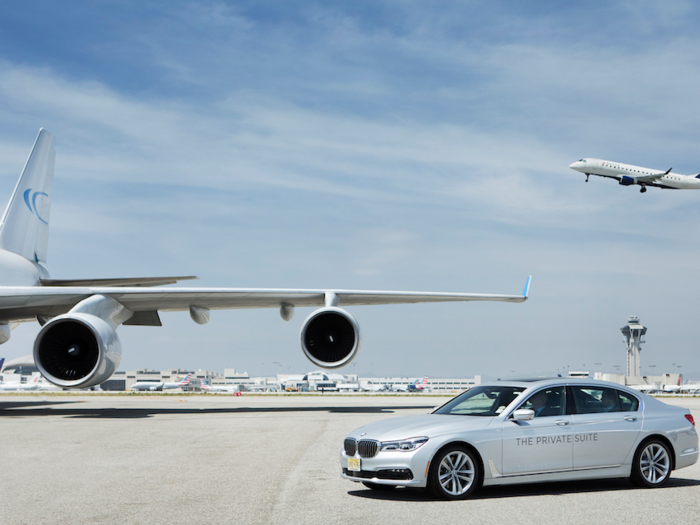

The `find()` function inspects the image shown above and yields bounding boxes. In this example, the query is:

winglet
[664,168,672,175]
[522,276,532,299]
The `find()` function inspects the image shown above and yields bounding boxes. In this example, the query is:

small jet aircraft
[199,378,243,393]
[569,158,700,193]
[129,372,192,392]
[0,129,529,390]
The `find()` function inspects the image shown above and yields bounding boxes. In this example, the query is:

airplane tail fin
[31,372,40,383]
[200,378,210,390]
[178,372,192,387]
[0,129,55,264]
[0,358,4,372]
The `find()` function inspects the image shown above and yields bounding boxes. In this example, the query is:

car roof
[482,377,639,391]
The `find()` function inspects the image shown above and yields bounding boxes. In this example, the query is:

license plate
[348,458,361,472]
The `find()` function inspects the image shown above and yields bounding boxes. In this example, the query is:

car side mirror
[512,409,535,421]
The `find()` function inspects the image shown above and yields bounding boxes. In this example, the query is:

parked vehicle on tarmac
[340,378,698,500]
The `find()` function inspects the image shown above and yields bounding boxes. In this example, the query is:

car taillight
[685,414,695,426]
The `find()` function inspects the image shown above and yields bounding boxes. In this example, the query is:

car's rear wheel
[630,439,672,488]
[362,481,396,491]
[429,445,480,500]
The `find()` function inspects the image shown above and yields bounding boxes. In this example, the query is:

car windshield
[434,386,526,416]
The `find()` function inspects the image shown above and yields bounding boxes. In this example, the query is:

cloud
[0,2,699,378]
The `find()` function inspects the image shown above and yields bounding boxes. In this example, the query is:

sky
[0,0,699,380]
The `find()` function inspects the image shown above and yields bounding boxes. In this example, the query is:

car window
[571,386,622,414]
[435,386,525,416]
[519,387,565,417]
[618,391,640,412]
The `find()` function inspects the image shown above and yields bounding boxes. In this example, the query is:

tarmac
[1,394,698,525]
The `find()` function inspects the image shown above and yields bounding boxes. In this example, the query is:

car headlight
[380,436,429,452]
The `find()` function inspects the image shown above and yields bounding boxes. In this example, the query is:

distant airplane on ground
[569,158,700,193]
[393,376,430,392]
[0,357,4,372]
[360,381,389,392]
[129,372,192,392]
[199,378,243,393]
[0,372,41,391]
[0,129,529,390]
[408,376,429,392]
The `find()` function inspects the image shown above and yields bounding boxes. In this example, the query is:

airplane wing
[0,276,531,322]
[635,168,671,184]
[40,276,198,287]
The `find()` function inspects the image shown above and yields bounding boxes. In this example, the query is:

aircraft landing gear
[640,186,647,193]
[585,174,590,182]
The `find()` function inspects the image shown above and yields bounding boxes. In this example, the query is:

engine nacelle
[619,176,635,186]
[34,313,122,389]
[300,307,361,369]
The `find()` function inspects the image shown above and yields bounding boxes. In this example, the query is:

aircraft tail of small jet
[200,378,211,391]
[178,372,192,387]
[0,129,55,264]
[0,358,4,372]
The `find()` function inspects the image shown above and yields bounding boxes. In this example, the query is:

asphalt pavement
[1,394,698,524]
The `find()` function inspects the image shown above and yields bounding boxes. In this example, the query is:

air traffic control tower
[621,316,646,377]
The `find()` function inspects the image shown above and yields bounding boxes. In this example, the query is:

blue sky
[0,1,699,379]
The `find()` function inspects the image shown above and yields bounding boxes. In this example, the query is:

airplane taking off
[569,158,700,193]
[0,129,529,390]
[129,372,193,392]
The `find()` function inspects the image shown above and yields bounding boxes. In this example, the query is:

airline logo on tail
[417,376,429,389]
[178,373,192,387]
[23,189,49,224]
[200,378,211,391]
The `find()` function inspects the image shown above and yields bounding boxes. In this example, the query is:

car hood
[347,414,495,442]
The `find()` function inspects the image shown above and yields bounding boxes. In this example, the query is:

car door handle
[624,415,637,422]
[555,420,569,426]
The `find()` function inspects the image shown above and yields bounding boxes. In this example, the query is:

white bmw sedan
[340,378,698,500]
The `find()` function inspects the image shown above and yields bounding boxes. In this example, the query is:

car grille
[344,438,357,456]
[358,440,379,458]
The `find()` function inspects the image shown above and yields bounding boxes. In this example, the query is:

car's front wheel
[630,439,672,488]
[429,445,480,500]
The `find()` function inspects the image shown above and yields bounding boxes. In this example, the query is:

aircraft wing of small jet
[634,168,672,184]
[0,277,531,323]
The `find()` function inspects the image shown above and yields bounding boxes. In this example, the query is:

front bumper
[339,448,430,488]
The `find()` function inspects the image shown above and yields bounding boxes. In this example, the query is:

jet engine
[300,307,361,369]
[619,176,635,186]
[34,313,122,389]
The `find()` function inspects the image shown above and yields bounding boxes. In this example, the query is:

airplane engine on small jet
[619,176,635,186]
[300,307,361,369]
[34,314,122,389]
